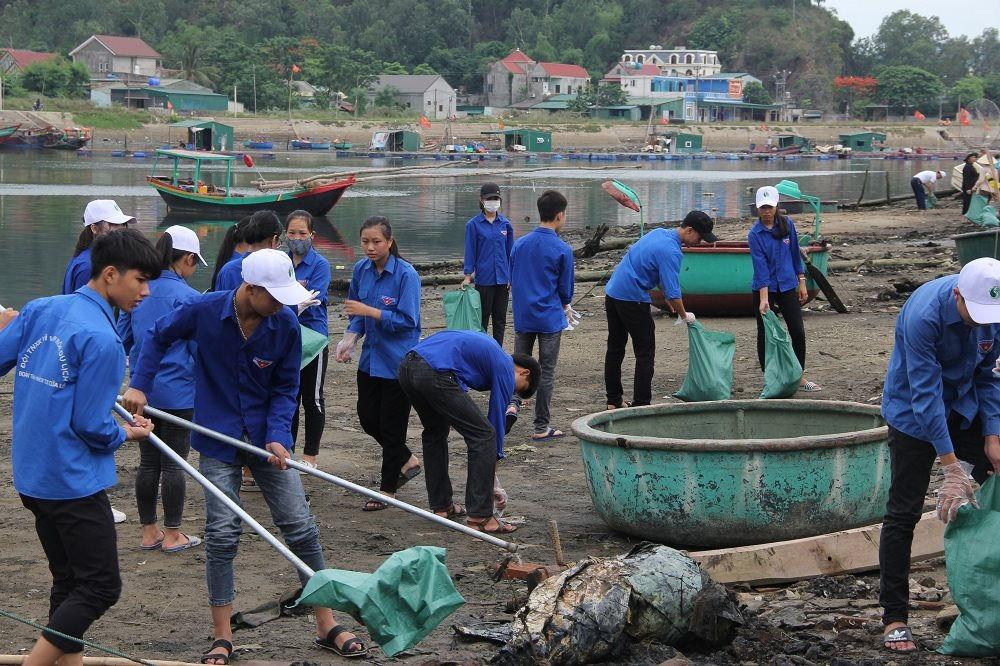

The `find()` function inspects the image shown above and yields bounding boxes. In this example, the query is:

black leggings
[292,347,329,457]
[135,408,193,528]
[476,284,509,346]
[754,289,806,371]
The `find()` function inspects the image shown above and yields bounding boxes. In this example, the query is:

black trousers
[292,347,329,457]
[135,408,193,528]
[962,192,973,215]
[398,352,496,518]
[604,295,655,407]
[753,289,806,371]
[476,284,509,346]
[357,370,414,492]
[878,416,991,626]
[910,177,927,210]
[20,491,122,654]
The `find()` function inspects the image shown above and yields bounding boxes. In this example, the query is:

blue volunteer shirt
[292,247,331,337]
[414,330,515,457]
[130,290,301,463]
[882,275,1000,455]
[604,228,683,303]
[61,248,92,295]
[0,286,127,499]
[511,226,575,334]
[117,271,199,410]
[749,218,804,292]
[347,254,421,379]
[463,213,514,286]
[213,255,245,292]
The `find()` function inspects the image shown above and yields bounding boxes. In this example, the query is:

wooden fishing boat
[243,139,274,150]
[41,127,91,150]
[147,149,354,217]
[0,124,20,145]
[290,139,331,150]
[333,140,353,150]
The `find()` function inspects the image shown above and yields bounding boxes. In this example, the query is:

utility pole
[791,0,796,22]
[252,65,257,116]
[0,73,4,111]
[774,70,789,122]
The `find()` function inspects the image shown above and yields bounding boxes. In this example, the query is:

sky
[823,0,997,39]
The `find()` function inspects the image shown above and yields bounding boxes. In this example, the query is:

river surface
[0,150,954,305]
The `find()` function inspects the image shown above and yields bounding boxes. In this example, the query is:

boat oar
[119,400,520,553]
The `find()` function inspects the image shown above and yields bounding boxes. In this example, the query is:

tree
[983,74,1000,106]
[373,85,400,110]
[876,65,944,113]
[162,22,220,89]
[833,75,878,114]
[595,83,628,106]
[382,62,408,75]
[970,28,1000,77]
[348,86,368,114]
[412,63,437,75]
[951,76,985,106]
[743,81,772,105]
[20,58,89,98]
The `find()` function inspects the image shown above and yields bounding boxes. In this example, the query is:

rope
[0,609,152,666]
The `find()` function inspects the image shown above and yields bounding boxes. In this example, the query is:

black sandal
[200,639,234,664]
[316,625,368,658]
[362,498,389,512]
[434,503,467,520]
[883,625,919,653]
[396,464,422,489]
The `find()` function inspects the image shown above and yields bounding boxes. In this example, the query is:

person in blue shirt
[0,230,158,666]
[284,210,332,468]
[749,186,820,393]
[213,211,283,292]
[61,199,135,294]
[510,190,574,441]
[878,258,1000,654]
[210,216,250,291]
[123,250,369,662]
[398,331,540,535]
[336,216,422,511]
[118,225,207,554]
[603,211,715,410]
[461,182,514,345]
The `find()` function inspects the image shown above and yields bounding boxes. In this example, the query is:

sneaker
[111,507,127,524]
[297,459,318,475]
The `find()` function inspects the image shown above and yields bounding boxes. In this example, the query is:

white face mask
[483,200,501,213]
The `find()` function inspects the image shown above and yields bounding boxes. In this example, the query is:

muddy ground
[0,192,992,665]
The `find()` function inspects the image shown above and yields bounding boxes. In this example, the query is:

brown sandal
[469,513,518,534]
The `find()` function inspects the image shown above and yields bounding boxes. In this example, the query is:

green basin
[571,400,889,548]
[953,229,1000,266]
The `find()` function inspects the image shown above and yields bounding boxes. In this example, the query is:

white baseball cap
[241,249,312,305]
[755,186,780,209]
[83,199,135,227]
[164,225,208,266]
[957,257,1000,324]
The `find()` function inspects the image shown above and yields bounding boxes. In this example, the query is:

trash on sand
[494,543,743,664]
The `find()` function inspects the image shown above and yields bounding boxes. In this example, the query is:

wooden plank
[689,512,943,586]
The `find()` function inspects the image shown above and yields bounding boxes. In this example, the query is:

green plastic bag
[964,194,1000,228]
[443,288,485,332]
[759,310,803,399]
[297,546,465,657]
[674,322,736,402]
[940,476,1000,657]
[300,325,329,369]
[926,193,938,209]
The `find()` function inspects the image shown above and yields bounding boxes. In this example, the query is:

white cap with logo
[83,199,135,227]
[241,249,312,305]
[958,257,1000,324]
[755,186,780,209]
[164,225,208,266]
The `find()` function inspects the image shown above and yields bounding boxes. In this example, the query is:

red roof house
[0,49,58,75]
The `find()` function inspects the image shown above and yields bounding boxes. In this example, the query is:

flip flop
[139,530,165,551]
[163,534,203,554]
[883,625,919,653]
[315,625,368,658]
[362,498,389,512]
[532,428,565,442]
[241,478,260,492]
[396,464,422,489]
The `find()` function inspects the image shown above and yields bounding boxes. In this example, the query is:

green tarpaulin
[964,194,1000,228]
[300,325,329,369]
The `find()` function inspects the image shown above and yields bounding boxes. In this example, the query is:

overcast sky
[823,0,997,39]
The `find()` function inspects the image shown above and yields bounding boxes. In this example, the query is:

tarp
[964,194,1000,228]
[300,325,329,369]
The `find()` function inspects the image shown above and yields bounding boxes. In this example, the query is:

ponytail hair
[73,226,97,257]
[242,210,283,245]
[155,232,193,270]
[771,212,790,240]
[212,216,249,288]
[361,215,400,258]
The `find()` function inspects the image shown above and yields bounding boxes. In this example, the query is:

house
[484,49,590,108]
[70,35,162,82]
[610,62,668,97]
[291,81,318,105]
[0,48,58,75]
[367,75,456,119]
[620,46,722,77]
[168,119,234,151]
[526,62,590,99]
[90,78,228,112]
[838,132,887,152]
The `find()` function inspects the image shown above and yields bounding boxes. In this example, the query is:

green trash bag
[964,194,1000,228]
[940,476,1000,657]
[759,310,803,399]
[674,322,736,402]
[300,325,329,370]
[443,288,485,332]
[926,193,938,209]
[296,546,465,657]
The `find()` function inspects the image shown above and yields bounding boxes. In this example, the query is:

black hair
[770,211,790,240]
[511,352,541,399]
[155,232,196,270]
[212,216,249,289]
[966,152,980,161]
[89,229,161,281]
[361,215,400,258]
[73,225,99,257]
[285,209,314,232]
[536,190,568,222]
[242,210,283,245]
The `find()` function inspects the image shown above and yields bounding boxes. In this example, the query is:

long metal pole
[126,400,519,552]
[112,404,316,577]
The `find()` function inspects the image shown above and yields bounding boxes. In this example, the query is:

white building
[367,75,456,119]
[620,46,722,78]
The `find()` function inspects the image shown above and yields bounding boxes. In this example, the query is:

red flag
[658,115,668,125]
[913,110,926,120]
[419,115,431,129]
[243,154,254,168]
[959,108,971,126]
[291,64,301,74]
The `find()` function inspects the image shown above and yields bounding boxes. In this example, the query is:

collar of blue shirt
[75,284,117,328]
[218,288,278,334]
[293,247,318,267]
[365,254,397,275]
[942,292,966,327]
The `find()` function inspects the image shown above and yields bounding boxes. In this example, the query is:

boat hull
[243,141,273,150]
[148,176,355,217]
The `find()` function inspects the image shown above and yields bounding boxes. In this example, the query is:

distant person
[910,169,944,210]
[62,200,135,296]
[603,212,715,410]
[211,217,251,291]
[878,258,1000,653]
[749,186,820,393]
[461,183,514,345]
[32,98,42,111]
[961,153,981,215]
[509,190,574,440]
[213,211,283,293]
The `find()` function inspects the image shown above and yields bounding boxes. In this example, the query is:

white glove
[296,290,321,315]
[334,332,359,363]
[493,474,508,514]
[564,304,582,331]
[936,461,979,523]
[674,312,696,326]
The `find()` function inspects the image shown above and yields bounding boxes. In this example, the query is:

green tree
[20,58,89,98]
[162,22,220,89]
[876,65,944,113]
[983,74,1000,106]
[970,28,1000,77]
[532,33,557,63]
[382,61,408,75]
[951,76,985,106]
[348,86,368,114]
[373,85,399,110]
[595,83,628,106]
[743,81,772,105]
[412,63,437,75]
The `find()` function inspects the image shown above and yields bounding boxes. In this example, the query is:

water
[0,150,953,305]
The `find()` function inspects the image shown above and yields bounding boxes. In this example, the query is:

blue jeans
[199,452,325,606]
[513,331,562,433]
